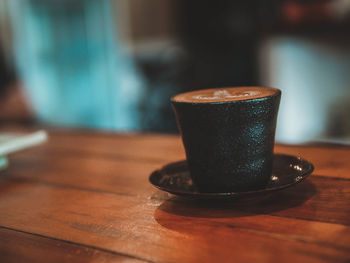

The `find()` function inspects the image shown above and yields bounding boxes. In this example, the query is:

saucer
[149,154,314,200]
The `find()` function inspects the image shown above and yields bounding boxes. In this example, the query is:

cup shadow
[154,179,317,225]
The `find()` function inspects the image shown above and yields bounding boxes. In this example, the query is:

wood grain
[3,155,350,227]
[0,227,145,263]
[1,158,349,225]
[0,178,349,263]
[0,130,349,263]
[8,130,350,179]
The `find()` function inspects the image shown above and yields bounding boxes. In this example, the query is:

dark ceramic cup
[171,87,281,193]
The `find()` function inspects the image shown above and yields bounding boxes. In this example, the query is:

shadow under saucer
[154,178,317,222]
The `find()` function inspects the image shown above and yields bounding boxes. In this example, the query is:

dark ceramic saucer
[149,154,314,200]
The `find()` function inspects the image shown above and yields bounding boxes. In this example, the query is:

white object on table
[0,130,48,171]
[0,130,48,156]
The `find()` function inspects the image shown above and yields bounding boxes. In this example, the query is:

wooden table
[0,130,349,263]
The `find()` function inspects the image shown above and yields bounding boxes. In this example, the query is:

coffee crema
[172,87,279,103]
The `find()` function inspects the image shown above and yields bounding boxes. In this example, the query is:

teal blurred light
[8,0,144,130]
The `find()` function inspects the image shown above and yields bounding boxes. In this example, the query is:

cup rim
[171,86,281,105]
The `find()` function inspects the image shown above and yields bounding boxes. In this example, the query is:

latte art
[172,87,278,103]
[192,90,261,101]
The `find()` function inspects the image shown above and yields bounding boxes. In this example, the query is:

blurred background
[0,0,349,143]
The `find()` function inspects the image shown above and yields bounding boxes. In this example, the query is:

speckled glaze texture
[171,89,281,193]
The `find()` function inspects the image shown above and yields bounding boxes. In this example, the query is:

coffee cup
[171,87,281,193]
